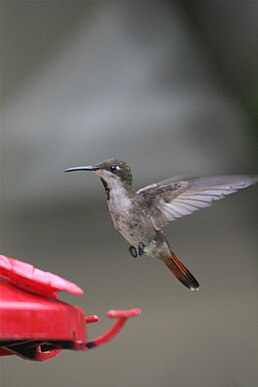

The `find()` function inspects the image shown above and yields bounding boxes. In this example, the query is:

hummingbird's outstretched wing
[137,175,258,230]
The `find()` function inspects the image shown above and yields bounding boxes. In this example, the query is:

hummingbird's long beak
[64,165,98,173]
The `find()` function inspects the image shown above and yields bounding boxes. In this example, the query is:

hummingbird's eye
[110,165,117,173]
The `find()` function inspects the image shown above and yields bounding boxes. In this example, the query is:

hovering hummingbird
[65,159,257,290]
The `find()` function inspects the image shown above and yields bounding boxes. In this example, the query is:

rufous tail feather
[164,250,199,290]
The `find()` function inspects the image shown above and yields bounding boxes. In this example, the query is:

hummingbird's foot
[138,242,146,256]
[129,245,138,258]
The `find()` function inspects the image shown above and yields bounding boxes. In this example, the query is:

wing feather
[137,175,258,230]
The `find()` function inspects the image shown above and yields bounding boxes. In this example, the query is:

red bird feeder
[0,255,141,361]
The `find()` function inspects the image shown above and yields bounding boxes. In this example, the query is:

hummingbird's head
[65,159,133,188]
[94,159,133,186]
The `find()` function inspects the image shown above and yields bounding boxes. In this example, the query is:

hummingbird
[65,159,258,290]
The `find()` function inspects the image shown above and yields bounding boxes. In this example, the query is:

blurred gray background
[1,1,258,386]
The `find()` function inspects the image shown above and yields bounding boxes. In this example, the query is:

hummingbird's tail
[164,251,199,291]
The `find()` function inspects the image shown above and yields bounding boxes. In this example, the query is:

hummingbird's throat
[100,178,110,200]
